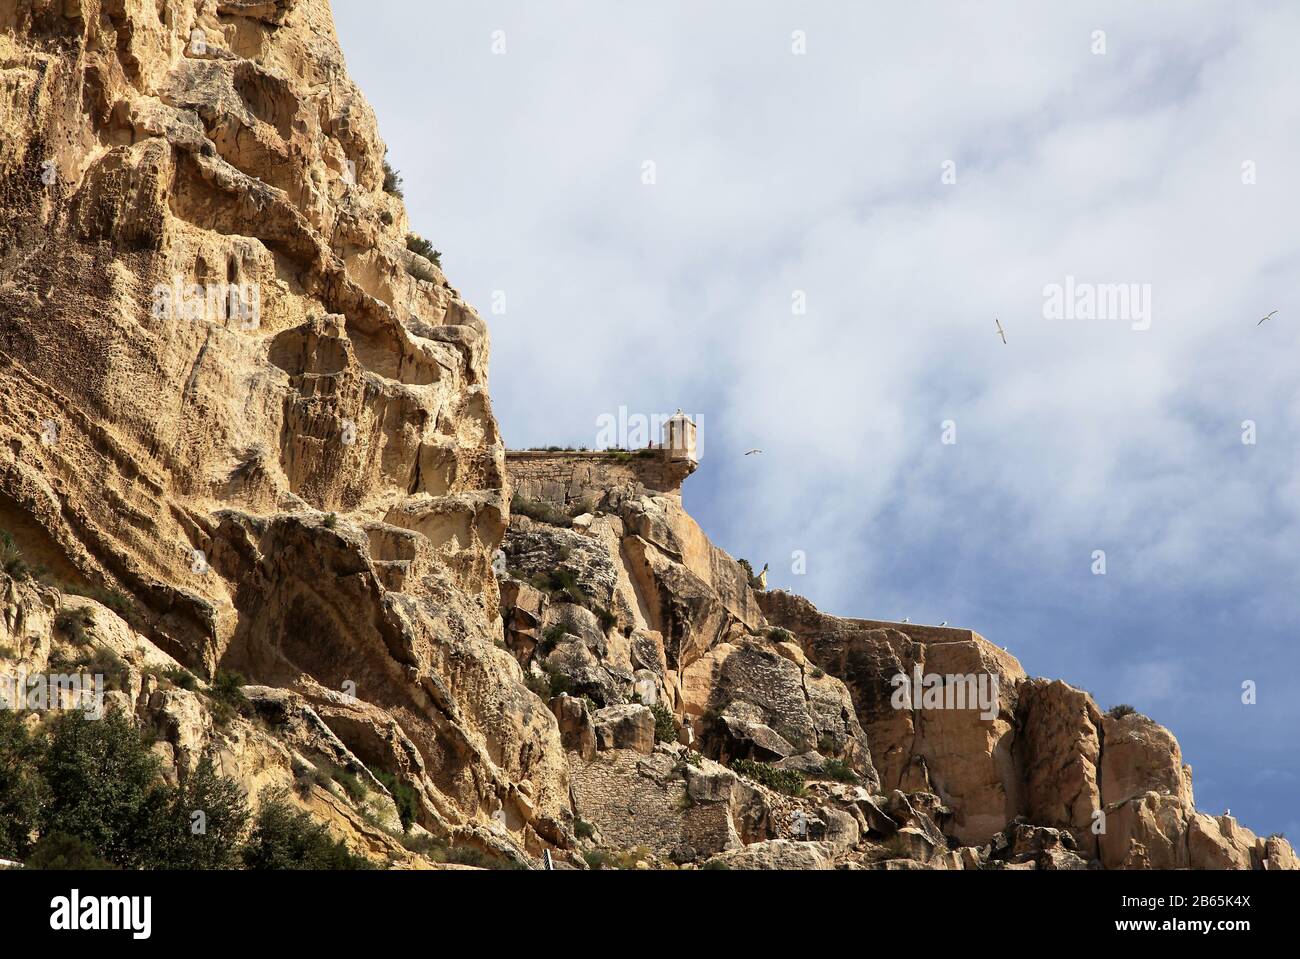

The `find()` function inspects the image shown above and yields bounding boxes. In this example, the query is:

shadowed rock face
[756,589,1296,869]
[1,0,569,863]
[0,1,1292,872]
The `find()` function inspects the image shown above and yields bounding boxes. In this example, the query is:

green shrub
[573,818,595,840]
[54,607,94,646]
[242,788,373,870]
[527,567,591,607]
[68,645,127,692]
[650,702,678,744]
[0,710,47,860]
[546,668,574,697]
[373,770,420,833]
[400,832,441,855]
[538,623,568,655]
[820,758,858,783]
[730,758,805,796]
[0,530,30,579]
[382,158,403,197]
[524,673,552,699]
[60,582,142,629]
[38,711,171,869]
[406,233,441,267]
[1107,704,1138,719]
[511,494,570,526]
[323,512,338,530]
[594,606,617,632]
[332,768,367,803]
[156,755,250,869]
[568,496,596,517]
[207,670,252,727]
[24,832,116,870]
[161,667,198,691]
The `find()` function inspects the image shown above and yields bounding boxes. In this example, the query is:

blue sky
[335,1,1300,837]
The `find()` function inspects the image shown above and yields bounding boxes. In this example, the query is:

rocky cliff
[0,0,1292,870]
[498,455,1296,870]
[2,0,563,867]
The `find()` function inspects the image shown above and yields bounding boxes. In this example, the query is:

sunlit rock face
[0,0,569,863]
[0,1,1291,872]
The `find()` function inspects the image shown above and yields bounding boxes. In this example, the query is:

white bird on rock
[939,621,948,627]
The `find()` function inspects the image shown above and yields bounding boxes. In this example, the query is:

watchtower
[662,410,698,466]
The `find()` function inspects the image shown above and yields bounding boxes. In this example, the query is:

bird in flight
[1258,310,1278,326]
[744,449,763,456]
[994,318,1007,344]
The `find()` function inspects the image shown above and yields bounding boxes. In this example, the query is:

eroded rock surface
[1,0,1291,873]
[1,0,565,868]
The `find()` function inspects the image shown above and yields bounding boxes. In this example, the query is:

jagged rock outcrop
[1,0,567,867]
[1,0,1291,872]
[757,588,1296,870]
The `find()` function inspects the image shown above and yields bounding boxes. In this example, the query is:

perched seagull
[939,621,948,627]
[994,318,1007,344]
[744,449,763,456]
[1258,310,1279,326]
[901,617,910,624]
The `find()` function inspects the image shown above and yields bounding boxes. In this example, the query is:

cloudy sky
[335,1,1300,837]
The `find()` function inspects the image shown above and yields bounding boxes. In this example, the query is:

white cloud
[334,0,1300,834]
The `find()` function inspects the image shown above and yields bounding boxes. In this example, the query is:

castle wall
[505,451,694,508]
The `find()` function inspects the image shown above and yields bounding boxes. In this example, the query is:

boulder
[593,704,655,753]
[705,839,836,871]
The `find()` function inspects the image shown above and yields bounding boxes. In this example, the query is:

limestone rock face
[1016,679,1103,858]
[757,589,1295,869]
[1,0,567,865]
[1,1,1290,874]
[757,589,1022,844]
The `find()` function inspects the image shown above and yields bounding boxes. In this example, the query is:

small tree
[242,788,372,870]
[38,711,170,869]
[156,755,250,869]
[650,702,679,744]
[382,158,404,198]
[24,832,115,870]
[0,711,47,860]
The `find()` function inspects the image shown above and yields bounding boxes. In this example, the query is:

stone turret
[663,409,698,467]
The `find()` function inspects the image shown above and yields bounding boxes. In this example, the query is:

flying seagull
[994,318,1007,344]
[744,449,763,456]
[1258,310,1278,326]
